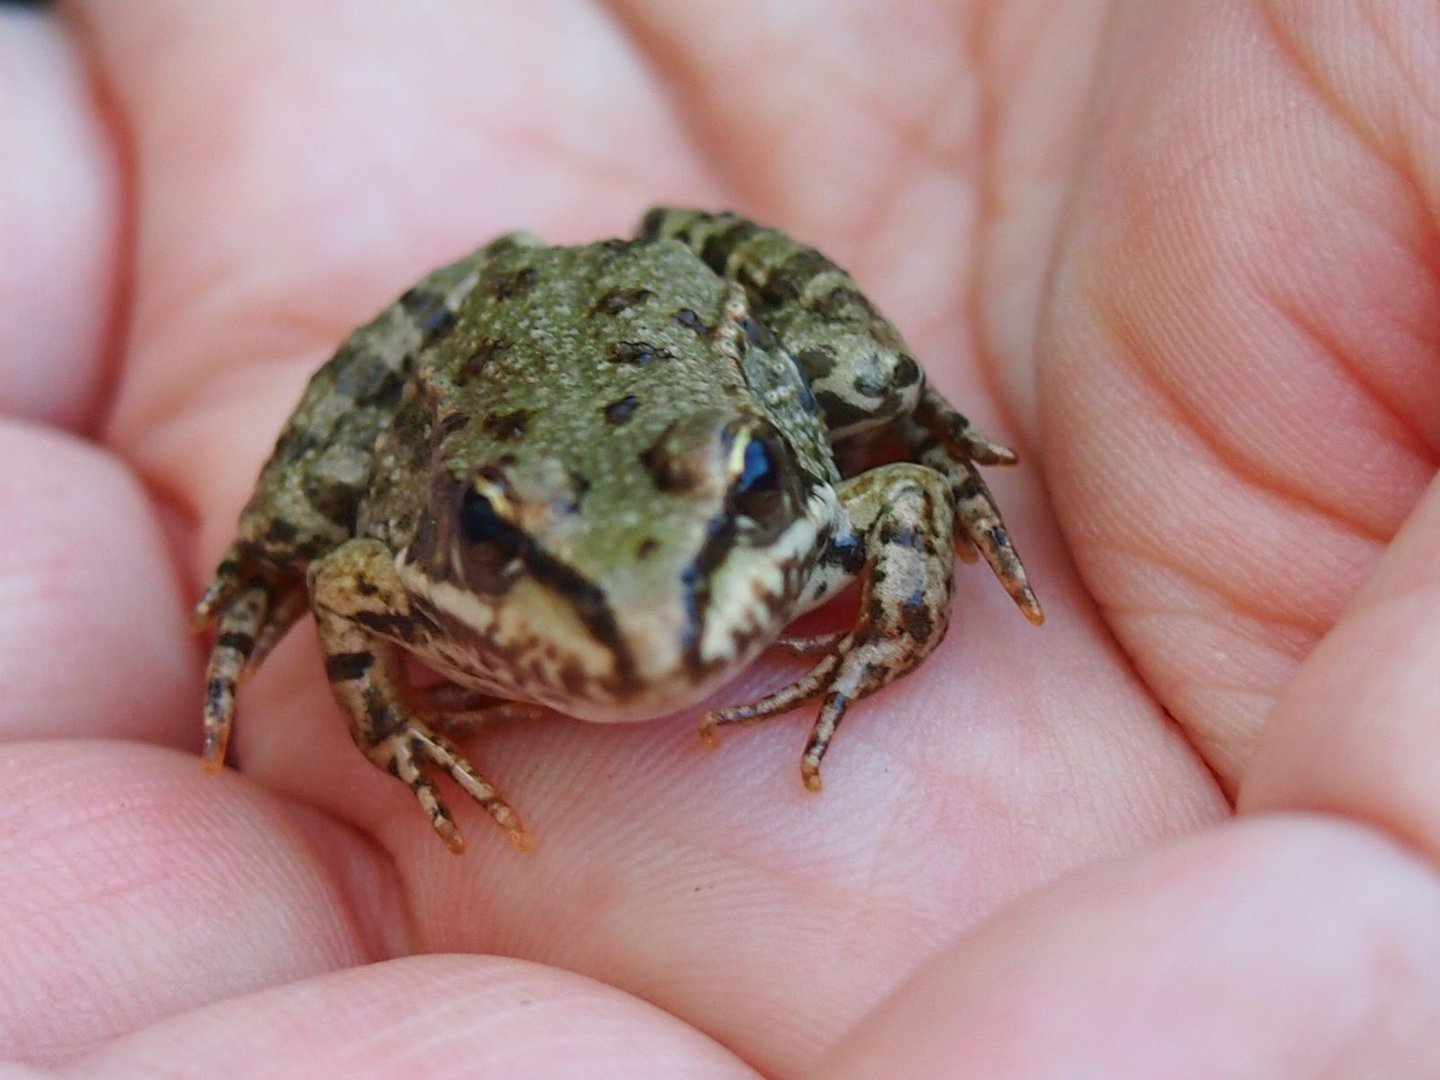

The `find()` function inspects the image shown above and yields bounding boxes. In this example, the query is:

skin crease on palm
[3,0,1440,1075]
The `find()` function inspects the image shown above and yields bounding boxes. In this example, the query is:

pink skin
[3,1,1439,1075]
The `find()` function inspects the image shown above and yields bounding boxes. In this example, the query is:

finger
[78,0,720,487]
[1040,0,1440,788]
[1242,472,1440,866]
[0,741,393,1065]
[286,598,1224,1079]
[0,6,120,432]
[816,817,1440,1079]
[613,1,1106,425]
[77,954,756,1078]
[0,421,197,747]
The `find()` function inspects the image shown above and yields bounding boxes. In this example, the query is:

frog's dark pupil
[731,436,784,523]
[460,491,523,557]
[736,437,777,494]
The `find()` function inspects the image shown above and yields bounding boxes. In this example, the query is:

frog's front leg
[702,463,955,791]
[307,539,530,854]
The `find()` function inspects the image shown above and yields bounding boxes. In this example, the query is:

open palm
[5,3,1439,1076]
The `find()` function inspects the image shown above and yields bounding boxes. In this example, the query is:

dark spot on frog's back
[636,537,660,559]
[438,411,470,437]
[603,394,640,425]
[812,285,876,321]
[793,346,837,380]
[330,346,406,402]
[639,437,694,494]
[770,249,838,300]
[263,518,299,544]
[899,602,934,643]
[699,218,761,274]
[609,341,674,366]
[593,286,656,316]
[490,266,539,301]
[460,338,508,382]
[398,287,458,342]
[673,307,708,334]
[482,409,533,442]
[738,315,777,351]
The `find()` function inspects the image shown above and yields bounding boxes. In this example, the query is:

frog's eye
[728,431,784,524]
[460,490,504,544]
[459,486,526,568]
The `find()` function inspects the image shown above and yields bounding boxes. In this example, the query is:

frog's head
[399,408,834,719]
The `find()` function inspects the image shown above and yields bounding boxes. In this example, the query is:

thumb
[1242,472,1440,866]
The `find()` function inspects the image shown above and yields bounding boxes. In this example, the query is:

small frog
[194,208,1043,853]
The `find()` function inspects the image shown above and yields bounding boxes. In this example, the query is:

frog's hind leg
[703,462,955,791]
[899,404,1043,625]
[639,207,924,440]
[195,558,309,768]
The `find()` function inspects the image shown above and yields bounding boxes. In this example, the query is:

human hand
[2,3,1436,1076]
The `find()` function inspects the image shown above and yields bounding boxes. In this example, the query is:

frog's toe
[701,655,857,794]
[372,732,465,852]
[945,461,1043,625]
[767,629,847,655]
[700,653,840,744]
[191,557,245,630]
[199,578,272,768]
[369,722,531,853]
[913,385,1020,467]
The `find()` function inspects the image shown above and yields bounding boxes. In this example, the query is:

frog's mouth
[511,542,638,691]
[400,543,647,709]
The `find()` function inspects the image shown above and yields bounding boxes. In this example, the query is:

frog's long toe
[199,579,271,768]
[700,652,841,757]
[700,650,872,793]
[767,630,847,655]
[951,461,1043,625]
[369,722,531,853]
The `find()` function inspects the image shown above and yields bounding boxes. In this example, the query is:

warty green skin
[194,208,1044,853]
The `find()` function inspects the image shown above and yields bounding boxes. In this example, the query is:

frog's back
[425,239,752,422]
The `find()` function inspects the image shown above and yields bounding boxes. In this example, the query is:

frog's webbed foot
[905,388,1043,627]
[192,549,308,769]
[703,462,959,792]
